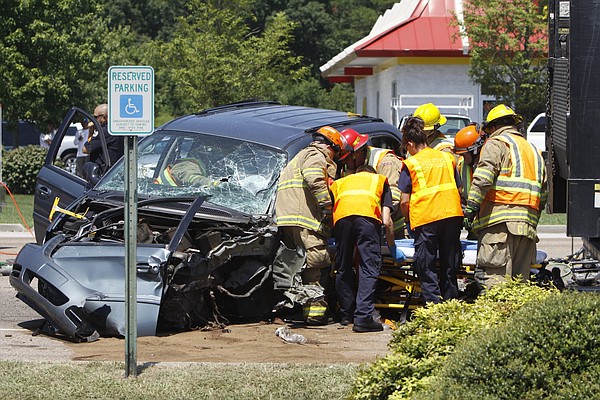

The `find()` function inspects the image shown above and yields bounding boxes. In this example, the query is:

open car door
[33,107,109,243]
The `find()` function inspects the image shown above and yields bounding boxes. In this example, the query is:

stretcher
[375,239,548,321]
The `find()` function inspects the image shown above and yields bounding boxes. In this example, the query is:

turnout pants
[334,216,382,325]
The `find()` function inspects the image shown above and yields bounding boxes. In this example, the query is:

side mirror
[82,162,101,186]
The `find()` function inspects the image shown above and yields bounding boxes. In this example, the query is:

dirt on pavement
[65,319,393,364]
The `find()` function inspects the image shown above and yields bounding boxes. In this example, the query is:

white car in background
[55,123,82,174]
[526,112,546,155]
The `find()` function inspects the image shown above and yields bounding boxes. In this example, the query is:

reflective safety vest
[458,157,473,202]
[402,148,463,228]
[330,172,387,225]
[154,166,179,186]
[484,133,544,209]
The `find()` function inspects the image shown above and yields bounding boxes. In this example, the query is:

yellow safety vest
[402,148,463,228]
[484,133,544,209]
[458,157,473,202]
[330,172,387,225]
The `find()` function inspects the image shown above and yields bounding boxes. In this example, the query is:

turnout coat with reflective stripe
[330,171,387,225]
[275,142,336,234]
[402,147,463,229]
[367,147,405,232]
[468,126,548,231]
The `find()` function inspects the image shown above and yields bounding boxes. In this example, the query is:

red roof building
[320,0,490,126]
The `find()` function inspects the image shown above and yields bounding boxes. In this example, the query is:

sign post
[108,66,154,378]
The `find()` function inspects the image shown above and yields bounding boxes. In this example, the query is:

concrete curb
[0,224,28,232]
[0,224,35,239]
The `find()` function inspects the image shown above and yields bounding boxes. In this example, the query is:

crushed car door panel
[10,235,169,341]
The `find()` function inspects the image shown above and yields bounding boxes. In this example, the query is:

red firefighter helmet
[340,128,369,152]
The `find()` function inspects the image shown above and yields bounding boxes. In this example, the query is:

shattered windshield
[96,131,288,215]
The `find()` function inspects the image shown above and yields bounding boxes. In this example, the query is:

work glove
[388,244,406,263]
[463,201,479,230]
[321,205,333,228]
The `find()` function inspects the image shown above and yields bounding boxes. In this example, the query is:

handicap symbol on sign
[120,95,143,118]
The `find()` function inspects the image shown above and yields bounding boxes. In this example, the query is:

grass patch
[0,193,33,228]
[539,211,566,225]
[0,361,357,399]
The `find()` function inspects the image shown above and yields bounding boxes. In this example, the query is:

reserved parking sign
[108,66,154,136]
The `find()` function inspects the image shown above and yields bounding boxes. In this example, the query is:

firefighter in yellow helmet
[275,126,348,325]
[463,104,548,289]
[340,128,406,238]
[412,103,454,152]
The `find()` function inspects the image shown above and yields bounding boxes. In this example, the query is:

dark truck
[547,0,600,287]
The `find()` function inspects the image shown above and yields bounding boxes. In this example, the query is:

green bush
[415,290,600,400]
[351,280,554,400]
[2,145,47,194]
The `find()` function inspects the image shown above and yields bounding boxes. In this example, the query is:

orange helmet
[454,124,485,155]
[315,125,349,160]
[340,128,369,152]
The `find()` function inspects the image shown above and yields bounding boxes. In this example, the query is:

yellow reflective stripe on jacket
[485,133,543,209]
[302,167,326,177]
[275,215,322,231]
[473,207,541,229]
[277,178,308,190]
[390,186,401,202]
[154,166,178,186]
[393,216,406,232]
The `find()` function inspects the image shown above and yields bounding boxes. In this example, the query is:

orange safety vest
[402,148,463,228]
[484,133,544,209]
[330,172,387,225]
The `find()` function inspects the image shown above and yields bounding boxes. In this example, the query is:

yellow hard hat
[484,104,523,128]
[413,103,447,131]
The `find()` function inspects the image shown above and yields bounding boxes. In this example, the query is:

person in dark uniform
[84,103,124,174]
[398,116,463,304]
[330,164,404,332]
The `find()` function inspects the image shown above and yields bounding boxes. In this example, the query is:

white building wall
[354,62,485,126]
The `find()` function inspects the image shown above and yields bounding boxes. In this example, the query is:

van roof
[158,101,398,154]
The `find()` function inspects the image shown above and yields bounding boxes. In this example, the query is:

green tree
[456,0,548,123]
[0,0,141,132]
[155,0,306,115]
[252,0,395,74]
[274,78,354,112]
[101,0,187,40]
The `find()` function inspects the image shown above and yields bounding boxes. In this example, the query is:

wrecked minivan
[10,101,402,342]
